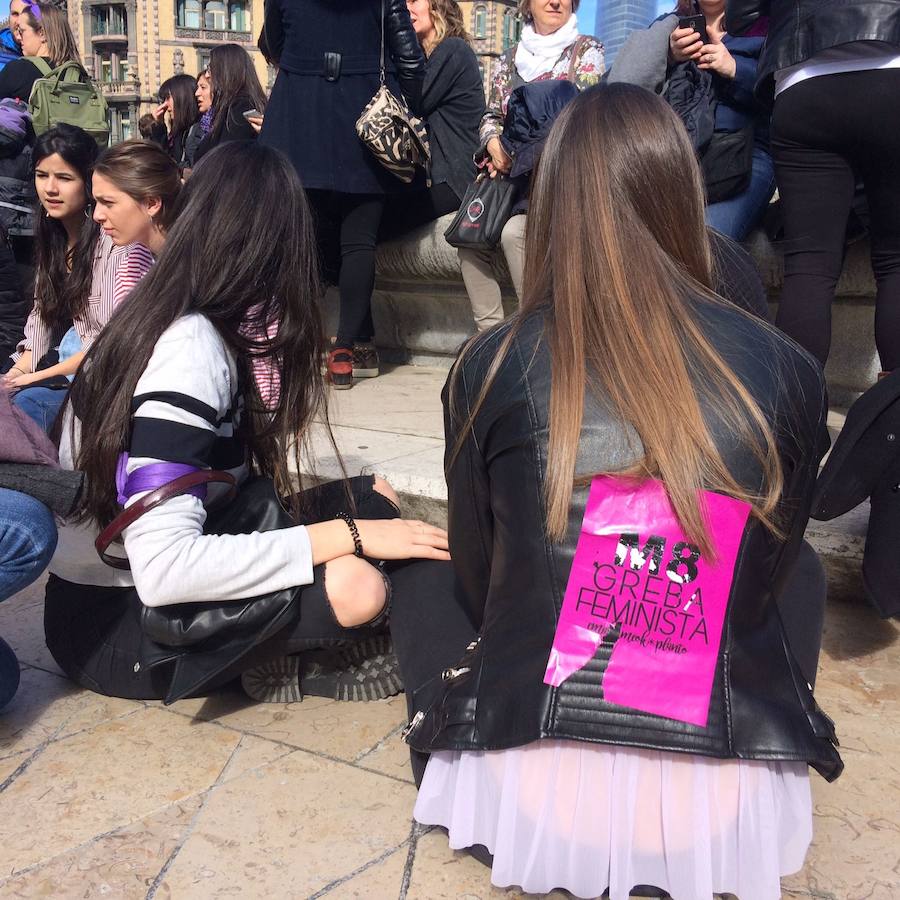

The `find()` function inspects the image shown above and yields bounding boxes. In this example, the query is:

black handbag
[444,173,518,250]
[701,125,755,205]
[95,472,300,649]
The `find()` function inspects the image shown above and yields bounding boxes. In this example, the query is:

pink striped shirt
[14,233,154,370]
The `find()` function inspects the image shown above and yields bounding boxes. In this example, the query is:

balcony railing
[99,78,140,97]
[174,26,251,42]
[91,31,127,43]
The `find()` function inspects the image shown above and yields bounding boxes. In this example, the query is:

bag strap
[567,35,590,83]
[95,469,238,570]
[24,56,52,78]
[379,0,386,86]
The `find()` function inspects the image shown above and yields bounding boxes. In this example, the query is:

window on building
[197,48,212,72]
[120,116,132,140]
[502,9,517,49]
[204,0,226,30]
[176,0,201,28]
[228,0,247,32]
[474,5,487,39]
[91,4,126,36]
[96,52,126,82]
[177,0,244,31]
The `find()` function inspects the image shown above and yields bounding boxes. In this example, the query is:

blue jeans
[0,489,58,708]
[13,386,68,432]
[705,146,776,241]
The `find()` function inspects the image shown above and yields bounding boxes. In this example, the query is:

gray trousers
[457,214,527,331]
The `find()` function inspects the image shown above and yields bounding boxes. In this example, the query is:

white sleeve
[120,316,315,607]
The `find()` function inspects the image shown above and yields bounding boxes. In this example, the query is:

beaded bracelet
[335,511,364,558]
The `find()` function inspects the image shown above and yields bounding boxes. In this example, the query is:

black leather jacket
[406,301,843,782]
[726,0,900,101]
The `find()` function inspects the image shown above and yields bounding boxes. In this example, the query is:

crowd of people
[0,0,897,897]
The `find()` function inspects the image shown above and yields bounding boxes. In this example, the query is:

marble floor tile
[406,827,570,899]
[0,667,140,757]
[313,843,407,898]
[162,688,409,763]
[156,751,416,898]
[0,592,63,676]
[0,795,203,899]
[0,706,241,875]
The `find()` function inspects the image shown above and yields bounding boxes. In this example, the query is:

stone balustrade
[323,215,879,406]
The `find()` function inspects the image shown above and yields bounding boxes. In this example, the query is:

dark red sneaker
[326,348,353,390]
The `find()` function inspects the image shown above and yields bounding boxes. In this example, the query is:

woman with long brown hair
[193,43,266,162]
[42,141,449,706]
[390,83,842,898]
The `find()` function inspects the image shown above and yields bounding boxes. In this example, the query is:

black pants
[388,543,827,787]
[306,190,385,350]
[379,182,460,243]
[771,69,900,370]
[44,476,399,701]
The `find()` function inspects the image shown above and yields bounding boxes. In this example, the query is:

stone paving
[0,368,897,899]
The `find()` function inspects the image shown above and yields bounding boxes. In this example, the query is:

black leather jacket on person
[726,0,900,101]
[405,300,843,782]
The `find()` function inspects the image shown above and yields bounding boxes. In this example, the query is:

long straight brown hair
[451,84,782,556]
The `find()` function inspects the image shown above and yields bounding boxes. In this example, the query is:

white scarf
[514,15,581,83]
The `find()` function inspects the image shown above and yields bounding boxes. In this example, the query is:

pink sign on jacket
[544,476,751,727]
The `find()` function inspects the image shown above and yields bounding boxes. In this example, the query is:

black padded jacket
[404,300,843,783]
[725,0,900,101]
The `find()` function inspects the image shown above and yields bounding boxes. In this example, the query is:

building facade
[458,0,521,94]
[596,0,658,65]
[66,0,270,143]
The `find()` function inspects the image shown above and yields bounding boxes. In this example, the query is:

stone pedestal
[322,216,879,405]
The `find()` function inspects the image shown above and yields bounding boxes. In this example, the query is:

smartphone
[242,108,263,120]
[678,14,709,45]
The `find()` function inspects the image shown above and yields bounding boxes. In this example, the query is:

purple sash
[116,452,207,507]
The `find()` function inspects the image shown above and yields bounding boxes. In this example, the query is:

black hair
[32,123,99,331]
[157,73,200,141]
[208,43,267,142]
[69,142,327,527]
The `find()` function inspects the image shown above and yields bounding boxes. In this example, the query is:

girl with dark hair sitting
[193,44,265,163]
[2,125,153,430]
[391,84,842,898]
[150,73,199,170]
[44,141,449,705]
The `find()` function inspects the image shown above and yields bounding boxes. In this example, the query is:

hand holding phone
[670,16,707,63]
[678,14,710,45]
[242,109,264,120]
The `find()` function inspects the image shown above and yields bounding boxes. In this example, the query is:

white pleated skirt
[414,740,812,900]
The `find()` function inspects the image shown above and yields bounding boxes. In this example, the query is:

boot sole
[302,636,403,702]
[240,655,303,704]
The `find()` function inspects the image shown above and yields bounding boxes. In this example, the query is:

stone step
[302,366,868,568]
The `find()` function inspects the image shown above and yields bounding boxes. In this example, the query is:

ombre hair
[423,0,470,54]
[450,84,783,555]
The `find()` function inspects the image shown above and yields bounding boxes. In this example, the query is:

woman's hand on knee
[356,518,450,561]
[325,555,387,627]
[307,518,449,565]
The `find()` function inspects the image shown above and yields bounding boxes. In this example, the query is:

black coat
[259,0,425,194]
[421,37,483,202]
[194,97,257,163]
[725,0,900,101]
[406,302,842,782]
[813,370,900,618]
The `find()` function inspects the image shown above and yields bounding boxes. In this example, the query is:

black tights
[771,69,900,370]
[307,190,385,350]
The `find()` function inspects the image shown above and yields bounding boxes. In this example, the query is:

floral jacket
[478,36,604,153]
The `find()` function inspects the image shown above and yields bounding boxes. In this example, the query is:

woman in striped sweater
[45,141,449,704]
[3,126,156,430]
